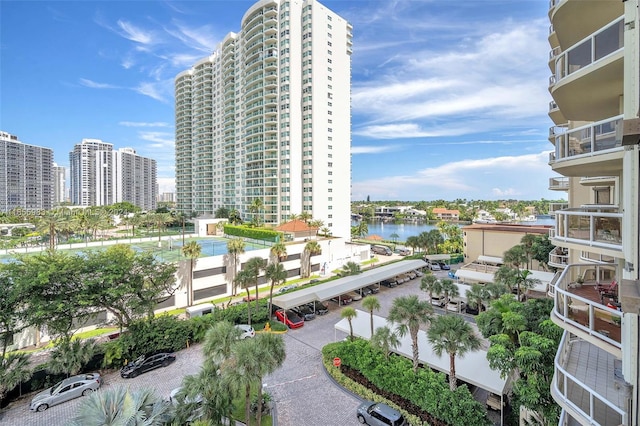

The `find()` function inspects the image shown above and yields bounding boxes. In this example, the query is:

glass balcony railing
[549,202,569,215]
[552,331,626,425]
[552,264,622,349]
[549,177,569,190]
[552,115,623,161]
[551,18,623,85]
[553,206,622,249]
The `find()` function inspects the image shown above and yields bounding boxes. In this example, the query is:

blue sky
[0,0,563,202]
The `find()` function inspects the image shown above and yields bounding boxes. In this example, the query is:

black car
[381,279,397,288]
[292,305,316,321]
[307,302,329,315]
[120,353,176,378]
[439,262,451,270]
[366,285,380,294]
[465,303,481,315]
[359,287,373,297]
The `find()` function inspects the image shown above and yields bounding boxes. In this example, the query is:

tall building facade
[0,131,53,212]
[70,140,157,210]
[52,163,66,205]
[175,0,352,239]
[547,1,640,424]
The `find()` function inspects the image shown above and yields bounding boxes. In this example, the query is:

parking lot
[0,265,500,426]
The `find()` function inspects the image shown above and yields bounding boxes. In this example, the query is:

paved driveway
[0,268,491,426]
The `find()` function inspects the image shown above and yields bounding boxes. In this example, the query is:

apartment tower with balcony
[547,1,640,425]
[0,131,54,212]
[175,0,352,239]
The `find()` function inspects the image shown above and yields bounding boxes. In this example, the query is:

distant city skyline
[1,0,561,201]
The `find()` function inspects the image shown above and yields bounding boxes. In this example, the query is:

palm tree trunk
[411,334,419,373]
[245,289,252,325]
[255,282,260,313]
[188,259,194,307]
[257,377,264,426]
[348,320,353,340]
[369,312,374,338]
[268,283,274,321]
[245,383,251,426]
[449,353,457,391]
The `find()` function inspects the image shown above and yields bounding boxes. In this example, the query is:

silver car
[30,372,102,412]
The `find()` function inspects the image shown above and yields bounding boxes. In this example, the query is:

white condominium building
[52,163,66,205]
[69,140,157,210]
[175,0,352,239]
[547,1,640,425]
[0,131,54,212]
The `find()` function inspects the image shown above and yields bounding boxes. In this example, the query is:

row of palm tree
[340,294,481,391]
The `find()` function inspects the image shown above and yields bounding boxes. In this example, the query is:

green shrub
[323,340,490,426]
[223,224,282,242]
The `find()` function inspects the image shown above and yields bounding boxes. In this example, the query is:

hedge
[223,224,282,242]
[323,340,491,426]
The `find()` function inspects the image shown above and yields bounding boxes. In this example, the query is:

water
[171,237,265,256]
[353,217,555,242]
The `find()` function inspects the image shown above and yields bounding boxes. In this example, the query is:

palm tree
[357,221,368,239]
[427,315,482,391]
[222,339,260,425]
[309,219,324,238]
[270,241,287,264]
[341,307,357,340]
[249,198,264,227]
[36,210,61,251]
[235,269,254,325]
[298,211,312,224]
[466,283,490,313]
[388,295,433,372]
[227,238,246,295]
[340,261,361,276]
[0,353,32,406]
[420,274,442,303]
[362,295,381,337]
[181,241,202,307]
[179,363,235,425]
[389,233,400,245]
[265,262,287,318]
[245,256,267,311]
[440,279,459,314]
[319,227,331,237]
[503,245,528,270]
[301,240,321,278]
[71,386,170,426]
[203,320,242,366]
[152,212,174,246]
[371,326,400,361]
[47,339,96,377]
[252,333,286,426]
[405,235,419,254]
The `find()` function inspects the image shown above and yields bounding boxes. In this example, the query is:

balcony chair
[595,280,617,293]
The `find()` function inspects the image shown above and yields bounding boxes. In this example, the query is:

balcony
[549,202,568,216]
[552,206,622,252]
[552,331,627,425]
[550,0,623,49]
[549,176,569,191]
[548,100,566,125]
[551,264,622,354]
[549,18,624,121]
[549,247,568,269]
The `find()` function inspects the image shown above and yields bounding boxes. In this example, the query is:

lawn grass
[232,393,273,426]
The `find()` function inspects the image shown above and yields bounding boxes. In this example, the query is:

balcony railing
[552,115,623,161]
[549,202,568,215]
[552,264,622,350]
[548,248,568,268]
[549,176,569,190]
[551,18,623,86]
[553,206,622,250]
[552,331,626,425]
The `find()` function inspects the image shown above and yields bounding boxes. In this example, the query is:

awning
[334,310,509,395]
[271,259,428,310]
[454,269,494,283]
[424,254,451,262]
[477,255,503,265]
[527,270,555,293]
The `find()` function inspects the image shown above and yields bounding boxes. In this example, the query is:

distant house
[275,219,318,240]
[432,208,460,220]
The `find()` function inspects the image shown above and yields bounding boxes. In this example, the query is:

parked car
[465,303,482,315]
[120,353,176,378]
[396,248,411,256]
[331,294,353,305]
[381,279,397,288]
[275,309,304,328]
[30,373,102,412]
[359,287,373,297]
[235,324,256,339]
[277,284,297,294]
[439,262,451,270]
[446,299,466,313]
[429,295,448,307]
[356,400,408,426]
[366,285,380,294]
[413,270,424,277]
[292,305,316,321]
[306,301,329,315]
[169,387,204,423]
[428,262,441,271]
[395,276,407,285]
[407,271,417,280]
[347,291,363,301]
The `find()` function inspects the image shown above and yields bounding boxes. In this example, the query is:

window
[328,171,332,175]
[328,50,332,55]
[327,58,332,64]
[328,162,333,167]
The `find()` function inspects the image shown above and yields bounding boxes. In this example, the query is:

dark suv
[292,305,316,321]
[307,302,329,315]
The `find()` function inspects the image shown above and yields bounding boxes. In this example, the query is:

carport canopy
[271,259,427,310]
[423,254,451,262]
[477,255,503,265]
[455,269,495,284]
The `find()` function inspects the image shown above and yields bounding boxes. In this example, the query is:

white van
[371,245,392,256]
[185,303,216,319]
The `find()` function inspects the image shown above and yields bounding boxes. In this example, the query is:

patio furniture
[595,280,617,294]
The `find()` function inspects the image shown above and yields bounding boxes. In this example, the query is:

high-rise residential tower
[0,131,54,212]
[52,163,66,206]
[547,1,640,424]
[69,140,157,210]
[175,0,352,238]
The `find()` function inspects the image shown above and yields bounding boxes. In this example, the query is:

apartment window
[328,205,332,210]
[328,162,332,167]
[328,179,332,184]
[327,15,332,21]
[328,50,332,55]
[328,128,333,132]
[328,24,332,29]
[328,41,332,47]
[281,29,290,37]
[327,58,332,64]
[328,145,332,150]
[328,214,332,219]
[328,67,332,72]
[328,171,332,175]
[328,102,332,107]
[328,75,332,81]
[328,188,332,192]
[328,154,332,158]
[328,119,332,124]
[327,33,332,38]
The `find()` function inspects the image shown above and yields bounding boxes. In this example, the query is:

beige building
[547,1,640,424]
[462,223,551,270]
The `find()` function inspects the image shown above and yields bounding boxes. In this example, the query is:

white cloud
[79,78,119,89]
[351,151,556,201]
[351,145,397,154]
[133,80,172,102]
[138,131,174,149]
[157,177,175,193]
[119,121,172,128]
[116,19,156,45]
